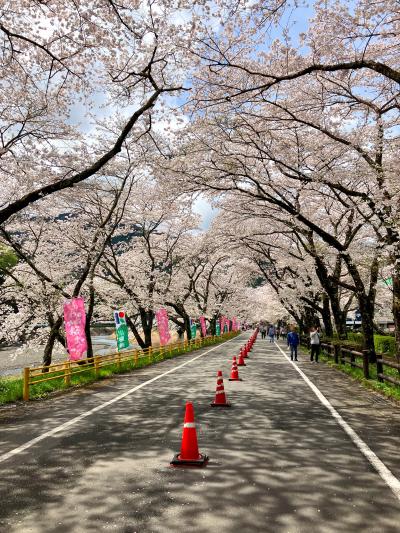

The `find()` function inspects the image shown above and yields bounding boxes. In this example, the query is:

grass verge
[302,345,400,403]
[0,333,240,406]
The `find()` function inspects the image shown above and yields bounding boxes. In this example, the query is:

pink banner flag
[156,308,171,346]
[199,316,207,337]
[232,317,237,331]
[222,316,229,332]
[64,297,88,361]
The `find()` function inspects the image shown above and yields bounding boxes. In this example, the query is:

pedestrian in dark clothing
[287,328,299,361]
[310,327,321,362]
[260,324,266,339]
[177,327,184,342]
[268,325,275,343]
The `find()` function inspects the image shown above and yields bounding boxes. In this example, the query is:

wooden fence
[300,336,400,387]
[376,355,400,386]
[23,332,239,401]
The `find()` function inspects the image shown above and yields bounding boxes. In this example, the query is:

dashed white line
[0,335,241,465]
[275,342,400,503]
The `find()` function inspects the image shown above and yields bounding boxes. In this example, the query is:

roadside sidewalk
[275,339,400,482]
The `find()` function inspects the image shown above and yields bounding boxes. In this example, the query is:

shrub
[374,335,396,356]
[347,332,364,344]
[321,333,397,356]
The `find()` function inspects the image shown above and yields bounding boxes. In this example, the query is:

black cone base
[170,453,209,467]
[211,401,231,407]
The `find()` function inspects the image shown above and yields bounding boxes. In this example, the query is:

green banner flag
[216,323,221,336]
[114,310,130,350]
[116,324,129,350]
[191,323,197,339]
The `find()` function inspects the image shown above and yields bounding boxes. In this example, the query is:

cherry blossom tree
[187,0,400,352]
[0,172,133,365]
[0,0,208,223]
[164,110,386,358]
[95,181,198,348]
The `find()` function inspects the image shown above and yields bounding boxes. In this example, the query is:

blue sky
[193,195,218,230]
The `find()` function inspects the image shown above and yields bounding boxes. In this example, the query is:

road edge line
[275,342,400,503]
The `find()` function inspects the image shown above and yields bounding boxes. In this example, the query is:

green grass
[301,333,400,402]
[0,377,24,404]
[0,333,239,405]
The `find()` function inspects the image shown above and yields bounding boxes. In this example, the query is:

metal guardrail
[22,332,239,401]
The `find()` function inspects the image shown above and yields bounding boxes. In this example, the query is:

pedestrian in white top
[310,327,321,363]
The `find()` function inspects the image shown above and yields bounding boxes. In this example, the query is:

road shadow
[0,336,399,532]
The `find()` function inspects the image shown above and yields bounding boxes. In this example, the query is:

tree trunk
[55,329,66,348]
[184,314,191,340]
[85,285,95,361]
[359,295,376,363]
[329,288,348,339]
[321,293,333,337]
[42,316,63,370]
[300,306,315,334]
[210,315,217,335]
[313,255,347,339]
[85,321,93,360]
[392,265,400,366]
[140,309,154,348]
[165,302,190,340]
[343,252,378,363]
[126,315,146,349]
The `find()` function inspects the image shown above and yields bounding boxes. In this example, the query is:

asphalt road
[0,333,399,533]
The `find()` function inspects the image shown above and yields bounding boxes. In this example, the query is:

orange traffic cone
[243,345,249,358]
[211,370,231,407]
[229,356,242,381]
[171,402,208,466]
[237,350,246,366]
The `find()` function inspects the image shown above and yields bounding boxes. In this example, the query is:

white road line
[0,335,242,465]
[275,342,400,503]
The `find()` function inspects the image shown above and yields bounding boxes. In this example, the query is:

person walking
[276,327,280,340]
[310,326,321,363]
[177,326,184,342]
[260,323,266,339]
[280,327,287,340]
[287,327,299,361]
[268,324,275,343]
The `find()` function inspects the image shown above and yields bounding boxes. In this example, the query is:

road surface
[0,332,399,532]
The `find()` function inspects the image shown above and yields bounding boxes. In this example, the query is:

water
[0,336,138,378]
